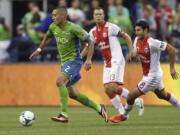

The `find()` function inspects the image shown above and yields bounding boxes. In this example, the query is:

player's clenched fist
[84,60,92,71]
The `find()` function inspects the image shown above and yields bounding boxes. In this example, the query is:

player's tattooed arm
[118,31,133,53]
[84,38,94,71]
[81,43,89,58]
[167,44,180,80]
[29,35,52,60]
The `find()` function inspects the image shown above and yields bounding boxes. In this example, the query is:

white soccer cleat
[135,98,144,116]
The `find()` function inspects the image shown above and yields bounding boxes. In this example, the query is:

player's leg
[109,87,142,122]
[67,83,108,122]
[51,72,69,122]
[51,60,81,123]
[104,61,144,115]
[109,76,152,123]
[104,83,125,115]
[154,79,180,111]
[116,87,144,116]
[154,89,180,111]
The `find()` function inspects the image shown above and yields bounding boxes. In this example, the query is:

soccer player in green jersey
[29,7,108,123]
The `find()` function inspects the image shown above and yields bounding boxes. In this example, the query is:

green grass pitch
[0,106,179,135]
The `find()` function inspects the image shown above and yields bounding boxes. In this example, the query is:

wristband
[37,48,42,52]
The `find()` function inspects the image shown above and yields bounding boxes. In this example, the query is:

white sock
[168,94,180,111]
[119,88,129,99]
[110,95,125,114]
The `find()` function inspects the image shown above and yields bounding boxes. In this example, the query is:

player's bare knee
[56,78,64,87]
[104,85,113,95]
[155,90,166,99]
[127,92,135,102]
[69,93,77,99]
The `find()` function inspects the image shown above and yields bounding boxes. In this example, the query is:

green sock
[76,93,100,112]
[58,86,68,116]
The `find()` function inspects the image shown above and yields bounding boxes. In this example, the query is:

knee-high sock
[110,95,125,114]
[117,87,129,98]
[166,93,180,111]
[76,93,100,112]
[58,86,68,116]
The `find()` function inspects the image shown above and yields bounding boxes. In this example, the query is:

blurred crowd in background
[0,0,180,63]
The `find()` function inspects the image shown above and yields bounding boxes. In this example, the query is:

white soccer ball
[19,111,35,126]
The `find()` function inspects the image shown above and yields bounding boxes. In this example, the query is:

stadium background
[0,0,180,106]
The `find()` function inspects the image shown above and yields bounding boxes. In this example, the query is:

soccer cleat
[51,114,68,123]
[110,114,127,123]
[135,98,144,116]
[99,104,109,122]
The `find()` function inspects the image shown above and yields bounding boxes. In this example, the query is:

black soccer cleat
[98,104,109,122]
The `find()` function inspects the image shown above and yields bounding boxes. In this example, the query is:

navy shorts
[61,59,82,87]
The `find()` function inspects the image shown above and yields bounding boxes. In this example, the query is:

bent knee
[56,76,68,87]
[69,92,78,99]
[127,93,135,102]
[56,79,63,87]
[155,90,167,99]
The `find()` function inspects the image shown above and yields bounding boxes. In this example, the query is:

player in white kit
[110,20,180,123]
[89,7,144,116]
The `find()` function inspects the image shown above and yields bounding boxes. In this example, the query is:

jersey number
[139,82,146,89]
[65,66,71,72]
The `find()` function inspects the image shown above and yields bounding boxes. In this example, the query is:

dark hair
[93,7,104,14]
[135,20,149,31]
[94,7,104,11]
[31,13,40,24]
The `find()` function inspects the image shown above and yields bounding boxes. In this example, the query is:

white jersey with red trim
[89,22,124,67]
[133,35,168,76]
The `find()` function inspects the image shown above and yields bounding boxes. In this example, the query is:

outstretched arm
[167,44,179,80]
[84,38,94,71]
[29,35,52,60]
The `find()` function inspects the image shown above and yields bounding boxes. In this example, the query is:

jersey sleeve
[109,23,121,36]
[46,24,54,38]
[150,38,168,51]
[89,29,96,43]
[73,24,90,41]
[133,37,138,51]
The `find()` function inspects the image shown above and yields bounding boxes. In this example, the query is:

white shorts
[137,74,164,94]
[103,59,125,85]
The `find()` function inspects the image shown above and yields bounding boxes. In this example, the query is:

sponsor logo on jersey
[99,41,110,50]
[82,31,87,37]
[66,31,70,37]
[56,37,69,44]
[103,32,107,38]
[139,54,150,63]
[144,47,149,53]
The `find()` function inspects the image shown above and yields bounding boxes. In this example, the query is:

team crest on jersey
[103,32,107,38]
[144,47,149,53]
[66,31,70,36]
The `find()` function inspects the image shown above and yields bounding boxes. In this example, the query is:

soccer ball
[19,111,35,126]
